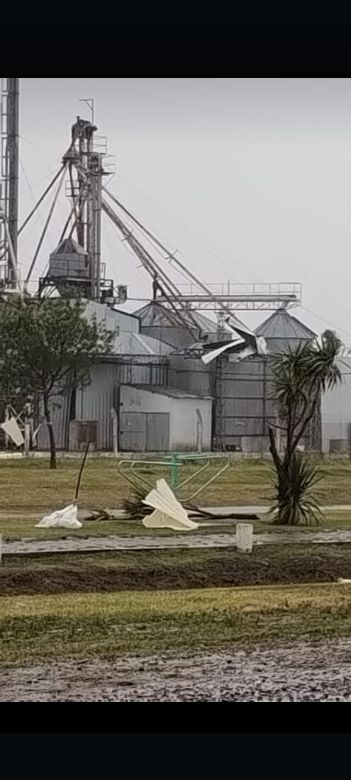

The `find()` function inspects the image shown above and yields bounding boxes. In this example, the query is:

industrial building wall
[113,359,169,387]
[263,337,309,354]
[75,363,120,450]
[168,355,214,396]
[321,359,351,453]
[36,357,169,452]
[119,385,212,451]
[170,397,212,451]
[168,355,273,452]
[214,356,273,451]
[76,359,169,450]
[36,391,71,450]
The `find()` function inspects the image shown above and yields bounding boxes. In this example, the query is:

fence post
[111,409,118,456]
[24,422,31,457]
[236,523,253,552]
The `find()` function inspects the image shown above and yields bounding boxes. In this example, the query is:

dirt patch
[2,545,351,595]
[2,638,351,701]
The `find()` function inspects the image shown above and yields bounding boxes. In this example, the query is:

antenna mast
[0,78,20,289]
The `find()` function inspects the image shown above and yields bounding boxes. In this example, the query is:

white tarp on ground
[36,503,82,529]
[142,479,199,531]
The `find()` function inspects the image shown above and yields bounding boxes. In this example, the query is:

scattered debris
[36,504,82,529]
[35,442,90,530]
[0,417,24,447]
[142,479,199,531]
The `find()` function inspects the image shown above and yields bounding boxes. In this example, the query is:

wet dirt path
[2,638,351,701]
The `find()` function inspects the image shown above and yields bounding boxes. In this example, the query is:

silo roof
[255,308,316,340]
[51,237,87,256]
[113,331,172,356]
[133,301,231,334]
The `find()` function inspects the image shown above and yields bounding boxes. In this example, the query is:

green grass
[1,510,351,541]
[0,457,351,513]
[2,582,351,665]
[0,458,351,540]
[0,515,246,540]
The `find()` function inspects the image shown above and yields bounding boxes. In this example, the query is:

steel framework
[0,78,20,288]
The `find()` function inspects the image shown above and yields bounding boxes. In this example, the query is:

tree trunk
[269,425,290,524]
[43,393,57,469]
[268,425,281,471]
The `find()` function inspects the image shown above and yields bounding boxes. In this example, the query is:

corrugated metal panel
[114,359,169,387]
[119,411,170,451]
[130,384,211,399]
[263,337,310,354]
[75,364,118,450]
[135,302,234,350]
[134,302,223,334]
[221,379,264,399]
[75,359,169,451]
[119,412,146,451]
[85,300,139,334]
[219,417,265,437]
[214,357,269,448]
[146,413,170,450]
[113,332,171,356]
[222,358,265,377]
[222,398,264,417]
[140,325,194,349]
[36,392,71,450]
[168,356,213,396]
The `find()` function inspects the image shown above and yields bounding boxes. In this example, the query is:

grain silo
[255,307,316,353]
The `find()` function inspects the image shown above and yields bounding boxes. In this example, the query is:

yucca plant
[269,454,323,526]
[268,329,342,525]
[122,485,151,520]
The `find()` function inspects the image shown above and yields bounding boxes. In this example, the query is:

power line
[117,174,264,285]
[301,305,351,344]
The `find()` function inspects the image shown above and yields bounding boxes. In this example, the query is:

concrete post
[196,408,203,453]
[24,422,31,457]
[111,409,118,456]
[236,523,253,552]
[4,405,10,449]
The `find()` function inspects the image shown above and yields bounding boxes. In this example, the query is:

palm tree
[268,330,342,525]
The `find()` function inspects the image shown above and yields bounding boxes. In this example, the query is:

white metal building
[119,384,212,452]
[322,358,351,453]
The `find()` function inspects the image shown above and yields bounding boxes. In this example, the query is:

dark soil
[2,544,351,595]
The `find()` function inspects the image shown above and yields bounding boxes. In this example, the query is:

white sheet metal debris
[142,478,199,531]
[0,417,24,447]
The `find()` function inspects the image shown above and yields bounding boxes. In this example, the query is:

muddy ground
[1,638,351,701]
[2,544,351,594]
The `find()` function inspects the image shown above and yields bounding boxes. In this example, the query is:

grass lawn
[0,458,351,514]
[2,582,351,665]
[1,510,351,541]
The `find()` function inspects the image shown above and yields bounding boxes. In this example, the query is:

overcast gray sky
[18,78,351,344]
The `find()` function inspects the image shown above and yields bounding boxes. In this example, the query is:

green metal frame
[117,453,230,503]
